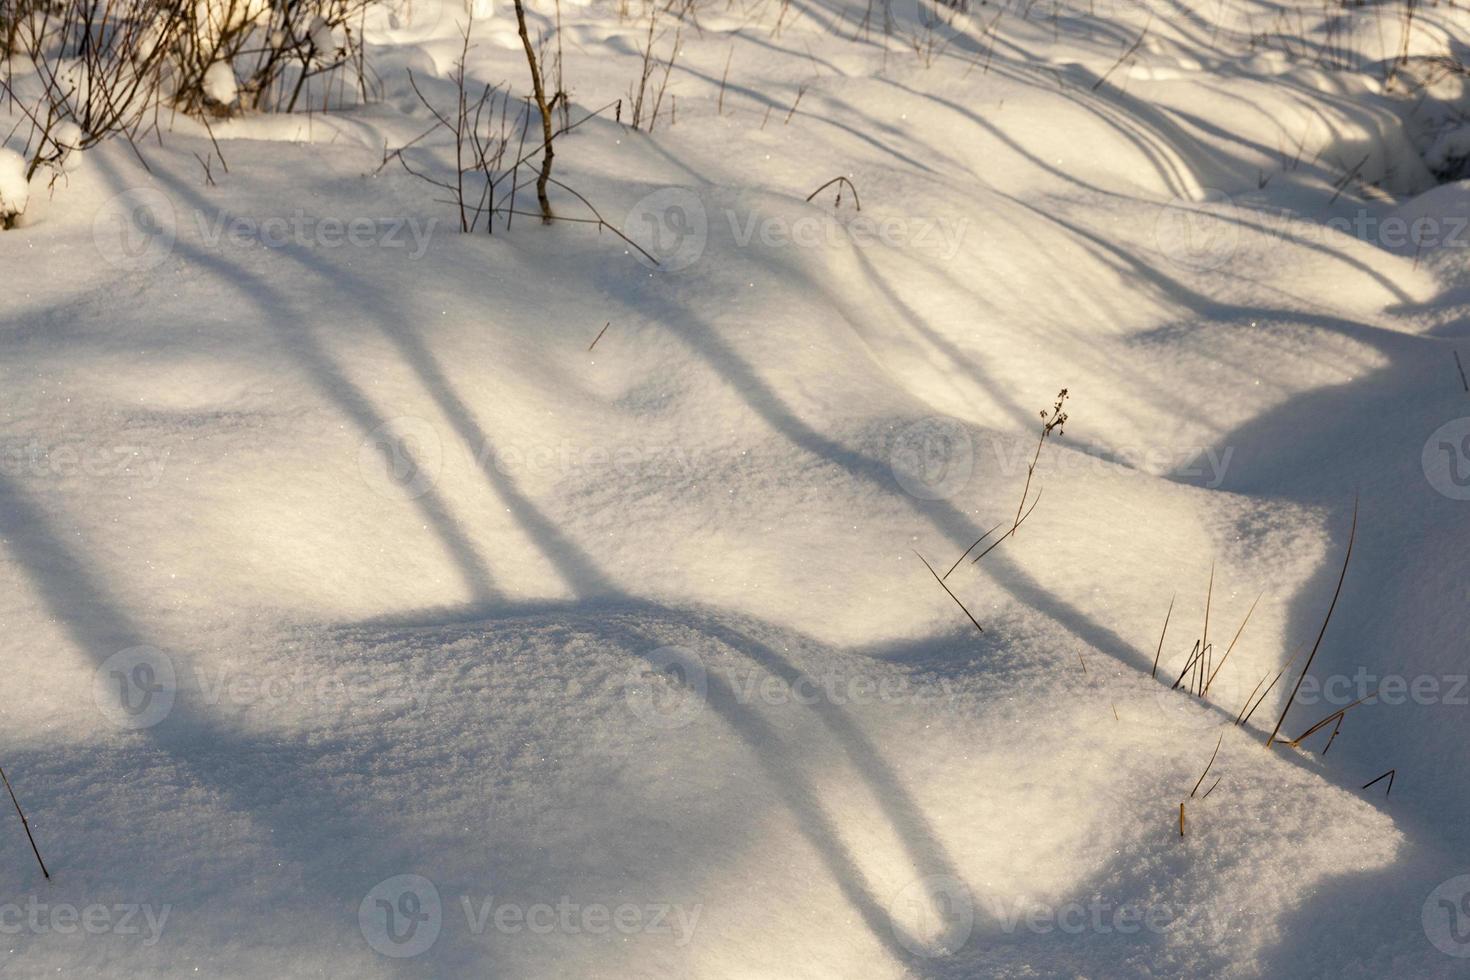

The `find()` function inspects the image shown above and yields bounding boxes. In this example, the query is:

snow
[2,0,1470,975]
[0,149,28,223]
[203,61,239,107]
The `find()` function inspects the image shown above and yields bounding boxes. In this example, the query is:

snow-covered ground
[4,0,1470,975]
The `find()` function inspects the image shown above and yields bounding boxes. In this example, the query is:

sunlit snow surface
[3,0,1470,975]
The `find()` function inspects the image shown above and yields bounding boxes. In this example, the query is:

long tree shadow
[84,155,990,973]
[0,461,498,976]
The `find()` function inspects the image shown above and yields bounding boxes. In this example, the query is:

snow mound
[0,147,29,223]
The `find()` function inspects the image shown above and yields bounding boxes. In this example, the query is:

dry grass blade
[1190,732,1224,798]
[1151,594,1175,679]
[942,520,1003,580]
[1205,590,1263,694]
[0,764,48,879]
[1284,688,1377,750]
[1202,562,1214,659]
[588,321,611,351]
[914,551,984,634]
[1362,769,1395,796]
[1241,644,1306,727]
[1235,671,1269,725]
[969,488,1043,566]
[1200,562,1214,694]
[1171,639,1205,691]
[1267,497,1358,748]
[946,390,1067,577]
